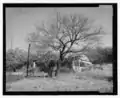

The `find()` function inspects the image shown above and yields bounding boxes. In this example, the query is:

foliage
[97,47,112,64]
[85,47,112,64]
[36,51,58,67]
[6,48,28,71]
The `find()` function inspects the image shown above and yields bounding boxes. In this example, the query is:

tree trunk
[55,52,64,76]
[60,53,64,61]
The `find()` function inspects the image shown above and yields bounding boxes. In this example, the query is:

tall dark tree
[27,13,104,68]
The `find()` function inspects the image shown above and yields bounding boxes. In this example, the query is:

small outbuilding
[72,54,93,72]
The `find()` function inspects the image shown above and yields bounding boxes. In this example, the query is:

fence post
[26,43,31,77]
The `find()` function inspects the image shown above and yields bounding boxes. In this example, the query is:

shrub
[85,47,112,64]
[6,48,27,72]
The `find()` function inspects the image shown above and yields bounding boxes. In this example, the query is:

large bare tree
[27,13,104,62]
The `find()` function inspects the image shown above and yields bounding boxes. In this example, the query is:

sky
[6,5,113,51]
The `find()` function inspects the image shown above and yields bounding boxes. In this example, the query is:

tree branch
[64,44,88,54]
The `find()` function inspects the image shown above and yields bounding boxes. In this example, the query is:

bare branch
[35,23,49,36]
[26,13,105,60]
[64,43,89,54]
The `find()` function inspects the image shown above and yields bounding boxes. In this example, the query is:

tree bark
[60,53,64,61]
[55,51,64,76]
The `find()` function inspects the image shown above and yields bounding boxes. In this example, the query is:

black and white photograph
[3,3,117,95]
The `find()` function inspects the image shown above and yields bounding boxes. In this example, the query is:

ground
[6,64,113,93]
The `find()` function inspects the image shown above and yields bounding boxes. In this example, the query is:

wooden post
[26,43,31,77]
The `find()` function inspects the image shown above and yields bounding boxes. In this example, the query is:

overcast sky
[6,6,112,51]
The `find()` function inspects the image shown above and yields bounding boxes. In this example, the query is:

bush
[85,47,112,64]
[6,48,28,72]
[60,57,73,69]
[36,51,58,65]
